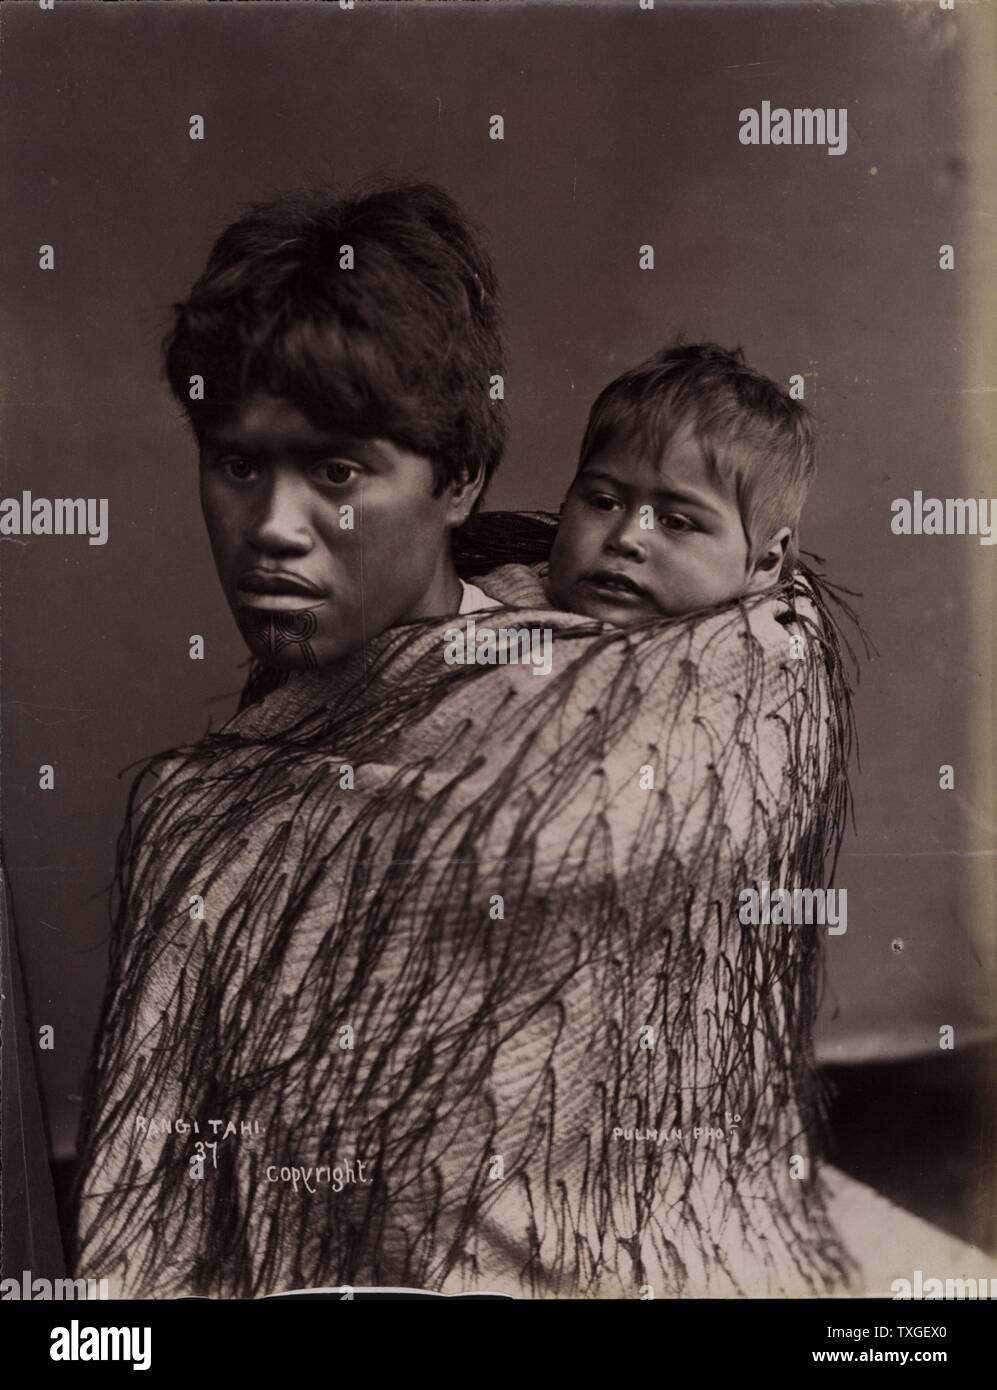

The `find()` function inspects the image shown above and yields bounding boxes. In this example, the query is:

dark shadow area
[820,1041,996,1254]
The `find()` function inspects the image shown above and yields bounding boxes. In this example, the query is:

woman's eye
[314,459,358,487]
[222,457,255,481]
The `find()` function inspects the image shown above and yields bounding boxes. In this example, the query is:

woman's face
[199,393,479,668]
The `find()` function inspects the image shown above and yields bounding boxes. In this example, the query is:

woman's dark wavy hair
[163,180,506,503]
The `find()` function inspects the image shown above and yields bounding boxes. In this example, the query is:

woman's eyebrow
[297,440,368,460]
[200,432,271,458]
[201,436,368,461]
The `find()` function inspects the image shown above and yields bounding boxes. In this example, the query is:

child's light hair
[577,341,816,574]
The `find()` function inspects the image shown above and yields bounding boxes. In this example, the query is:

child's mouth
[581,570,651,603]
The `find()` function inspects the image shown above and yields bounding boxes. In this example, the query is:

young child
[546,342,814,624]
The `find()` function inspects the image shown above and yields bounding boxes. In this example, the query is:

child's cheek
[546,530,575,603]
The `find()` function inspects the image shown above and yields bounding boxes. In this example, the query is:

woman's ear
[746,527,791,594]
[447,464,487,526]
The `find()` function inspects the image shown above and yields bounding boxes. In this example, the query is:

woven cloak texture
[71,516,859,1298]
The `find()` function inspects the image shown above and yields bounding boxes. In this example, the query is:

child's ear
[746,527,791,594]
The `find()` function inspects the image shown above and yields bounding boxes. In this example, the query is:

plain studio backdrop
[1,0,993,1227]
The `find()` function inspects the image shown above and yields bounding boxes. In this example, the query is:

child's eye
[660,513,696,533]
[312,459,360,487]
[585,491,622,512]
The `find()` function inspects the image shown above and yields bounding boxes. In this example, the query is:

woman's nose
[247,474,314,555]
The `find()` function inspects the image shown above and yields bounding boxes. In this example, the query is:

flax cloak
[71,531,858,1298]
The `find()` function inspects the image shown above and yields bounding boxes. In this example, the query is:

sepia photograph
[1,0,994,1354]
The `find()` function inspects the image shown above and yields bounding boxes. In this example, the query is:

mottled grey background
[1,0,991,1164]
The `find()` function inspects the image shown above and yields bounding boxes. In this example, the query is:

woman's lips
[237,571,325,610]
[237,592,325,612]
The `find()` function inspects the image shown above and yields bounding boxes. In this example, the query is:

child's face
[548,422,765,623]
[199,393,476,668]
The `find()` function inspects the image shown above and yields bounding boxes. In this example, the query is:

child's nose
[605,511,647,559]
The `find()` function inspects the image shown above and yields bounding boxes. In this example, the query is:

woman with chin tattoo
[71,181,880,1301]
